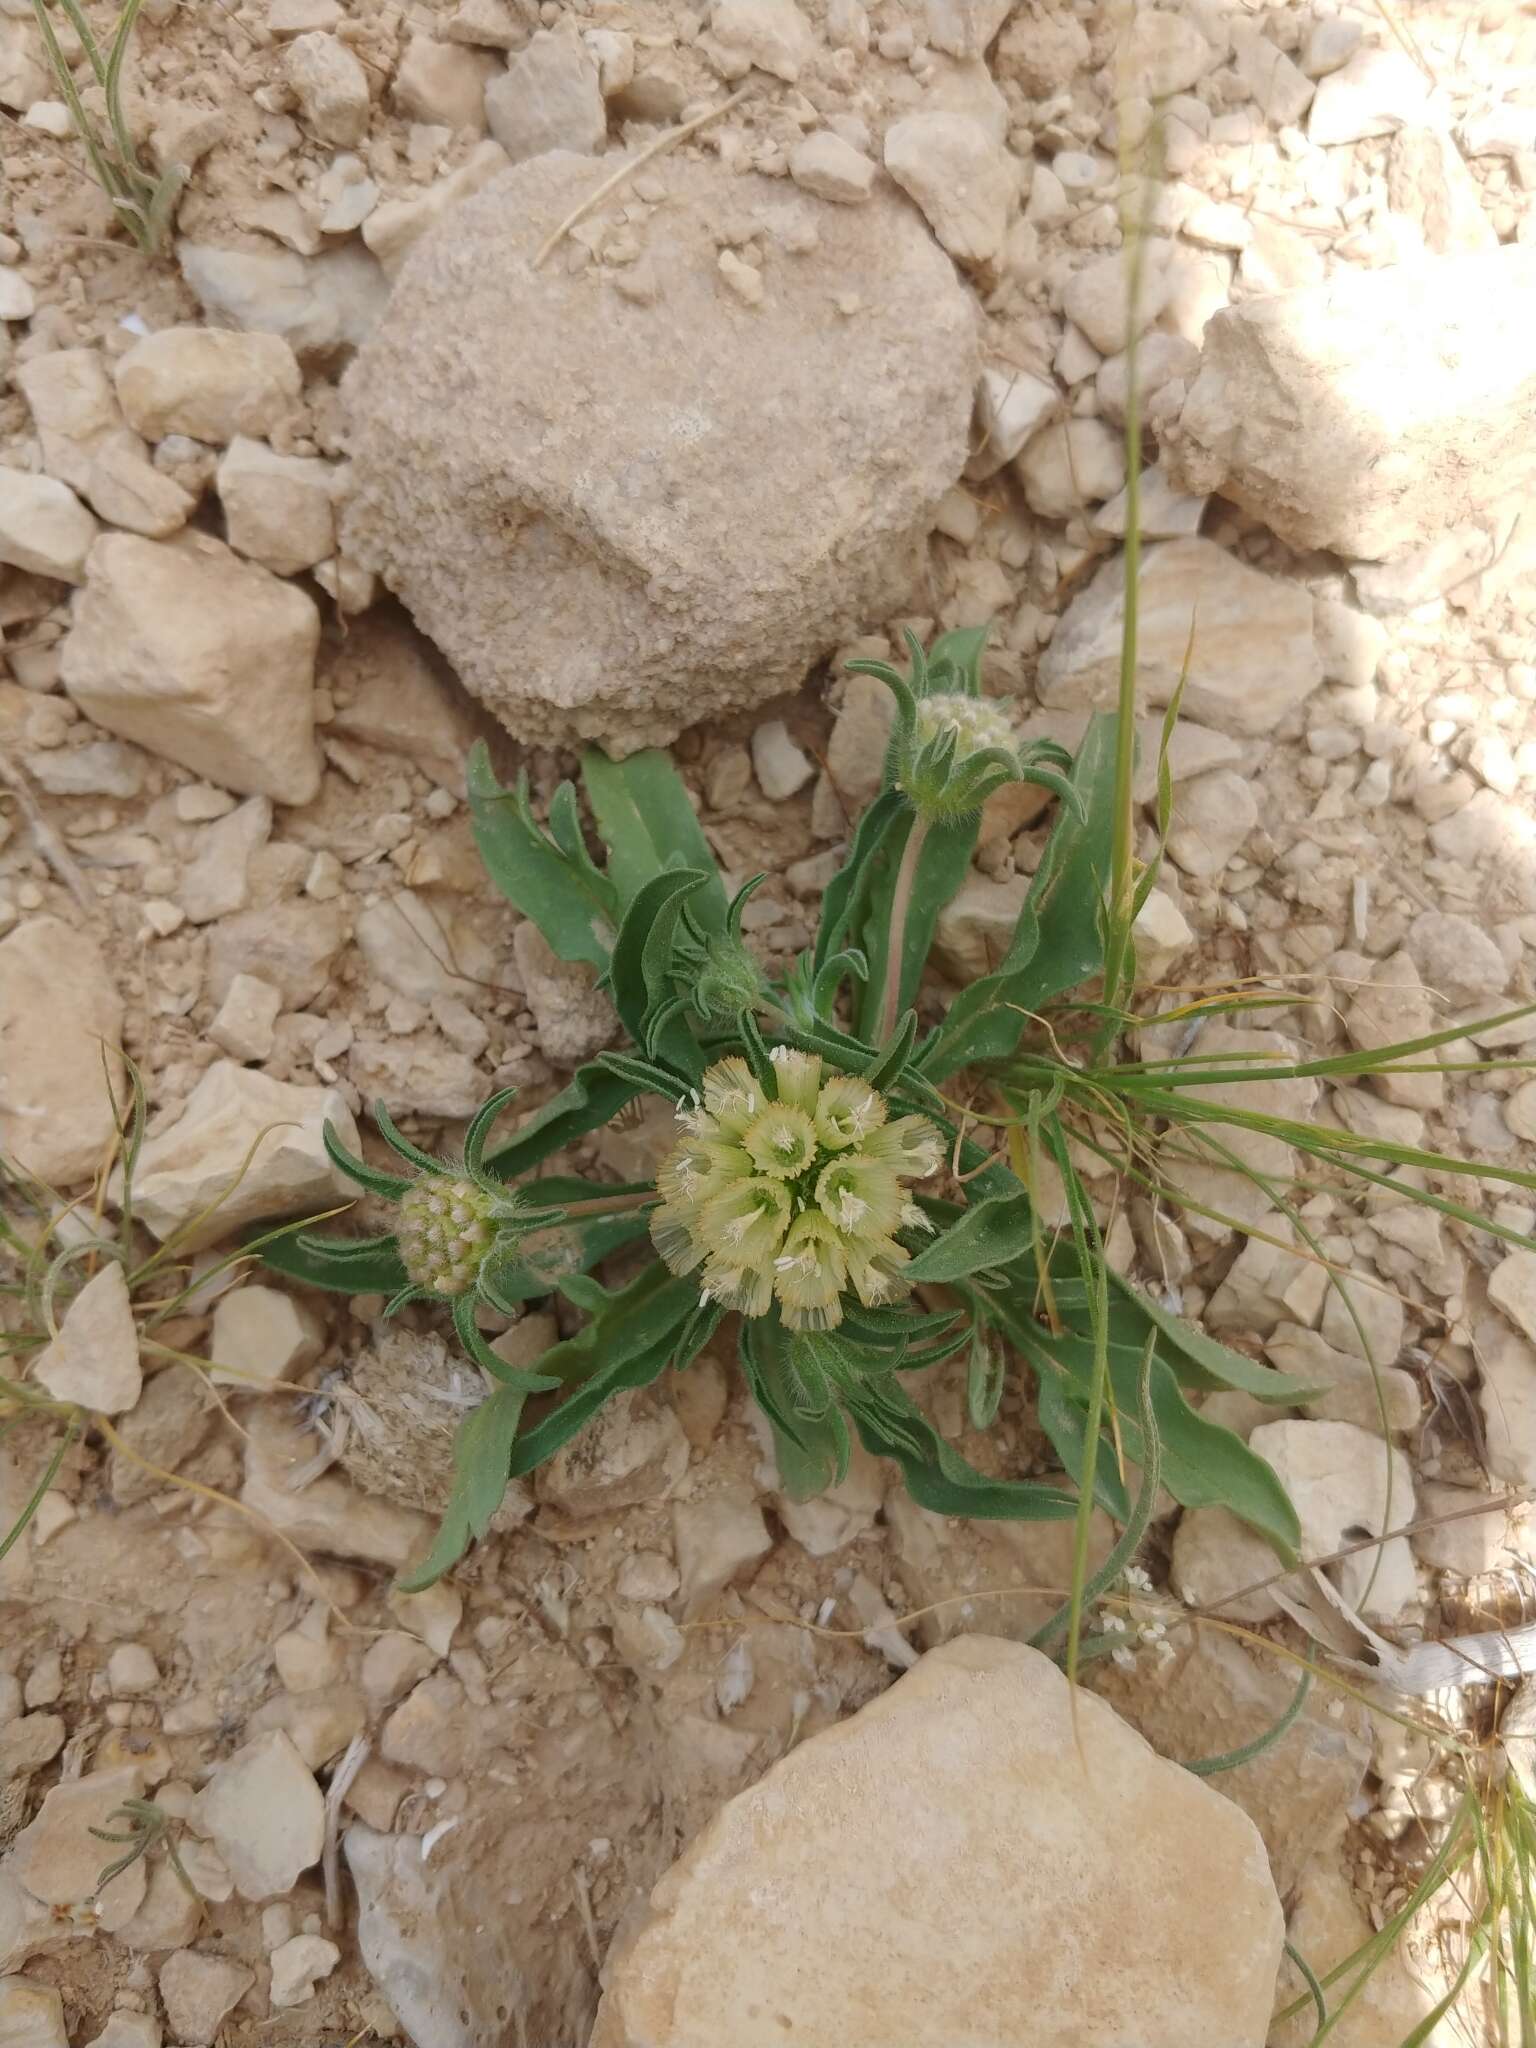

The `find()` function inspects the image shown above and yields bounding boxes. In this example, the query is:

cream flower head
[651,1049,940,1331]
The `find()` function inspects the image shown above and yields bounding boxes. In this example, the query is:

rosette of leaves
[263,629,1313,1588]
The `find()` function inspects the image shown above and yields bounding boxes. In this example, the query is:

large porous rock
[592,1636,1283,2047]
[1167,248,1536,561]
[1038,539,1321,738]
[342,151,978,752]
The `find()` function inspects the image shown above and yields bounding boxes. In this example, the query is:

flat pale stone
[115,326,301,443]
[32,1261,141,1414]
[10,1767,147,1931]
[1038,539,1322,737]
[194,1731,324,1901]
[0,916,123,1186]
[124,1060,358,1250]
[593,1636,1283,2048]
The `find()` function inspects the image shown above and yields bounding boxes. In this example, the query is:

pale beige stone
[125,1060,358,1249]
[159,1950,254,2041]
[32,1262,141,1414]
[210,1283,325,1389]
[62,532,322,806]
[593,1636,1283,2048]
[216,436,336,575]
[10,1767,147,1931]
[884,112,1014,265]
[0,468,97,581]
[242,1409,432,1568]
[195,1730,324,1900]
[115,327,302,443]
[0,917,123,1186]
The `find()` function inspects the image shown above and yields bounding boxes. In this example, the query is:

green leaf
[739,1314,846,1498]
[848,1377,1078,1522]
[1034,1370,1132,1520]
[467,743,614,970]
[922,714,1118,1081]
[905,1192,1032,1283]
[507,1328,680,1477]
[1104,1268,1321,1403]
[581,746,727,932]
[853,811,979,1042]
[475,1179,654,1305]
[484,1064,641,1181]
[257,1229,408,1296]
[923,625,989,694]
[396,1381,539,1590]
[608,868,710,1068]
[813,788,905,974]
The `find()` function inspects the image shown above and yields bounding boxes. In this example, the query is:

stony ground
[3,0,1536,2043]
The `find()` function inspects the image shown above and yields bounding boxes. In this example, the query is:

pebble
[1015,416,1124,518]
[194,1731,325,1901]
[883,112,1015,266]
[285,30,371,146]
[0,467,97,582]
[106,1643,159,1697]
[1063,248,1167,356]
[210,1283,324,1389]
[709,0,814,82]
[790,130,876,204]
[1341,949,1442,1110]
[270,1932,341,2007]
[672,1491,773,1616]
[216,436,336,576]
[969,365,1059,477]
[11,1767,149,1930]
[750,717,814,799]
[158,1951,255,2043]
[115,327,301,444]
[1308,46,1435,146]
[31,1261,142,1414]
[1165,769,1258,880]
[393,34,495,133]
[1490,1249,1536,1348]
[0,1979,67,2048]
[209,972,284,1061]
[0,268,34,318]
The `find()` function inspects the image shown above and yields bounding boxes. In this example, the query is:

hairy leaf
[848,1377,1079,1522]
[484,1064,641,1181]
[905,1191,1032,1284]
[467,743,614,969]
[258,1229,408,1296]
[582,746,727,932]
[396,1382,540,1590]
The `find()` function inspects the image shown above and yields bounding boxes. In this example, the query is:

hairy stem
[880,814,929,1043]
[557,1191,656,1220]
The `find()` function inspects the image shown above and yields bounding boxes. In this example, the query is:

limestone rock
[216,436,335,575]
[1038,539,1321,737]
[884,112,1014,266]
[1343,949,1443,1109]
[484,30,605,161]
[0,917,123,1185]
[709,0,812,81]
[178,241,390,356]
[1015,416,1123,517]
[924,0,1011,59]
[539,1389,689,1518]
[1165,767,1257,879]
[31,1261,141,1414]
[1264,1323,1420,1435]
[672,1490,773,1615]
[1478,1316,1536,1488]
[16,347,123,493]
[11,1767,147,1931]
[324,612,486,787]
[394,33,495,131]
[86,432,195,538]
[1157,1027,1312,1244]
[285,30,370,145]
[1388,126,1497,256]
[1272,1860,1436,2047]
[1122,8,1212,96]
[1168,249,1536,561]
[126,1061,358,1249]
[342,152,977,751]
[82,2012,161,2048]
[968,364,1060,479]
[789,131,876,204]
[270,1932,341,2006]
[244,1408,434,1566]
[61,532,322,806]
[1490,1248,1536,1347]
[592,1636,1283,2048]
[210,1284,325,1389]
[1091,1628,1368,1896]
[159,1950,255,2042]
[1404,909,1507,1005]
[0,468,97,581]
[0,1978,66,2048]
[1307,44,1434,146]
[115,328,302,443]
[195,1731,325,1901]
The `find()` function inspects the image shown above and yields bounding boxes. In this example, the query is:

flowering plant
[266,628,1307,1587]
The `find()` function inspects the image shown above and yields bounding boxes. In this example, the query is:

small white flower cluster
[651,1049,941,1331]
[913,691,1017,761]
[1102,1564,1178,1672]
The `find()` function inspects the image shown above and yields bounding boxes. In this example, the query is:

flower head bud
[914,692,1017,761]
[651,1052,940,1331]
[398,1175,505,1297]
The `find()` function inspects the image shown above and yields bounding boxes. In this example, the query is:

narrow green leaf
[258,1229,408,1296]
[484,1064,642,1180]
[812,788,905,973]
[581,746,727,931]
[395,1382,539,1590]
[849,1378,1078,1522]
